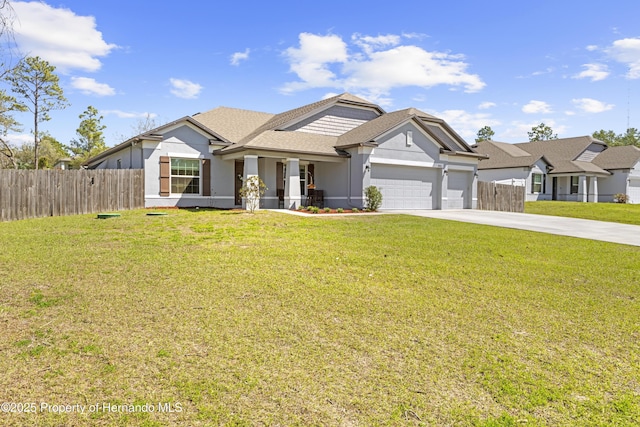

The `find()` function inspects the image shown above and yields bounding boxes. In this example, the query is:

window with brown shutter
[202,159,211,196]
[276,162,283,191]
[159,156,170,196]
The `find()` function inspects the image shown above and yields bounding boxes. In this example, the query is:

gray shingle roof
[336,107,477,155]
[514,136,605,165]
[83,116,228,167]
[551,160,610,175]
[474,136,633,176]
[88,92,483,163]
[193,107,274,142]
[592,145,640,170]
[474,140,543,169]
[234,130,340,156]
[232,93,384,148]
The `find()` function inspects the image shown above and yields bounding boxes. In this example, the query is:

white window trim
[531,173,543,193]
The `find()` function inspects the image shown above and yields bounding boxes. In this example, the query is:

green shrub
[323,207,331,213]
[336,208,344,213]
[364,186,383,211]
[297,205,305,211]
[351,207,359,213]
[307,206,314,211]
[311,206,320,214]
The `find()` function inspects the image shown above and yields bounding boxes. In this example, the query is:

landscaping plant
[364,185,383,211]
[238,175,267,213]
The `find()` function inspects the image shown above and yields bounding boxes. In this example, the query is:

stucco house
[85,93,486,210]
[473,136,640,203]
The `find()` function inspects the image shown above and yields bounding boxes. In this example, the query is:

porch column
[243,155,259,210]
[440,167,448,210]
[284,158,301,209]
[578,175,587,202]
[588,176,598,203]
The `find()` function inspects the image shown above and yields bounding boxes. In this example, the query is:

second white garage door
[447,170,471,209]
[371,164,438,209]
[629,178,640,204]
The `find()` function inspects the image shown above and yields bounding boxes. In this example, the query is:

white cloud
[169,78,203,99]
[230,48,250,66]
[502,120,567,141]
[102,110,158,119]
[430,109,500,141]
[352,33,401,54]
[6,133,34,146]
[70,77,115,96]
[572,98,614,113]
[522,100,552,114]
[478,102,496,109]
[586,45,599,51]
[281,32,485,100]
[573,63,609,81]
[606,37,640,79]
[531,67,554,76]
[12,1,118,73]
[282,33,348,92]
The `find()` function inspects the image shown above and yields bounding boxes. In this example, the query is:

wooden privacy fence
[477,181,525,213]
[0,169,144,222]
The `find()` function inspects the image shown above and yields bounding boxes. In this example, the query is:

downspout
[346,148,359,208]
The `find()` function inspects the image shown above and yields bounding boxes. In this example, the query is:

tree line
[0,1,156,170]
[0,54,109,169]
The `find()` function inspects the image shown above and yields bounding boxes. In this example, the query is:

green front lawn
[0,209,638,426]
[525,201,640,226]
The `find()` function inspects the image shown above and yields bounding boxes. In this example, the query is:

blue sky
[5,0,640,148]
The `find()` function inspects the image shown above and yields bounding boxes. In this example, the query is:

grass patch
[0,209,638,426]
[526,201,640,225]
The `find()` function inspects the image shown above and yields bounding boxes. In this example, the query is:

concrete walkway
[386,209,640,247]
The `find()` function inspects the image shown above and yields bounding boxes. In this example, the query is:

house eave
[440,148,488,159]
[214,145,348,159]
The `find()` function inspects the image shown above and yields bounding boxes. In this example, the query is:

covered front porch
[550,173,609,202]
[221,151,353,210]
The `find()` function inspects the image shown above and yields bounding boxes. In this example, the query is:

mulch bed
[294,208,371,214]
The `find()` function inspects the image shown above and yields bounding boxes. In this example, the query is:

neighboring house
[53,158,72,170]
[473,137,640,203]
[85,93,486,210]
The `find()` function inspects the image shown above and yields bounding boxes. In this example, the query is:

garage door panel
[371,165,437,209]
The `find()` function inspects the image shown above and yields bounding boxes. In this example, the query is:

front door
[552,177,557,200]
[234,160,244,205]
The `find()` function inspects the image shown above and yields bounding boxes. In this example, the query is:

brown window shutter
[159,156,170,196]
[276,162,283,190]
[202,159,211,196]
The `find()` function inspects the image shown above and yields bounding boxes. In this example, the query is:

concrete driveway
[387,209,640,247]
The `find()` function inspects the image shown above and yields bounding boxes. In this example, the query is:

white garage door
[371,164,438,209]
[629,178,640,204]
[447,170,471,209]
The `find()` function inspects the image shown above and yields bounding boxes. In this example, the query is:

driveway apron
[388,210,640,247]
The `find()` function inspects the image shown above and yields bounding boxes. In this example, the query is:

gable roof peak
[333,92,374,104]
